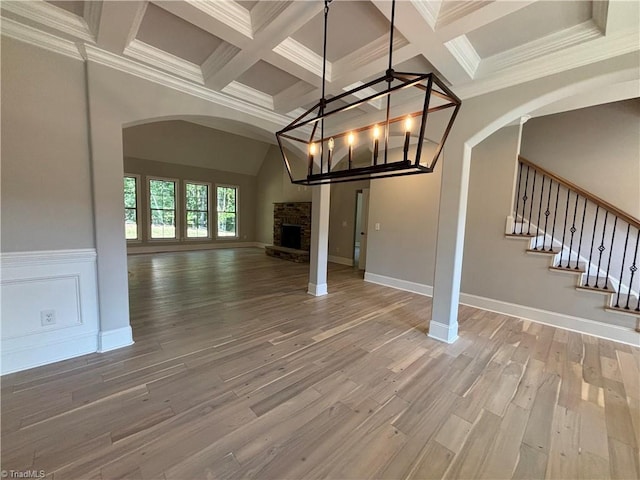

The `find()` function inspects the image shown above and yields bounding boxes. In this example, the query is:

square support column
[308,183,330,296]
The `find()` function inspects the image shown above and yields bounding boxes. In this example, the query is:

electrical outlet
[375,223,381,231]
[41,309,56,326]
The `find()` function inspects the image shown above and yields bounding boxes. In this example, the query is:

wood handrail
[518,156,640,229]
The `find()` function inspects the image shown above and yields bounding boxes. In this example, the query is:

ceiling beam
[370,0,471,85]
[95,1,147,54]
[205,1,323,90]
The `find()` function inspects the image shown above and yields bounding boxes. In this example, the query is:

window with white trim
[123,175,139,240]
[216,185,238,238]
[149,178,177,239]
[185,182,210,238]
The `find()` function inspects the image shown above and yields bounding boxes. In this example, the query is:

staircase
[507,156,640,332]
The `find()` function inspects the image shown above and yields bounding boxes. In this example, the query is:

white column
[429,143,471,343]
[308,183,330,296]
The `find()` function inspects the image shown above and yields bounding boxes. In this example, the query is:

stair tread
[526,248,559,255]
[578,276,614,292]
[550,264,585,274]
[505,233,537,239]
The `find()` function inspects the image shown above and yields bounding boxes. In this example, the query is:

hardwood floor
[2,248,639,479]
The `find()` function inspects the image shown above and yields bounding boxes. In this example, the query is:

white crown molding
[251,0,289,35]
[458,29,640,99]
[592,0,609,33]
[222,81,274,110]
[273,37,330,80]
[410,0,442,30]
[83,44,292,128]
[124,39,204,84]
[1,0,95,43]
[83,0,102,39]
[0,17,84,61]
[480,21,604,74]
[444,35,480,78]
[201,42,241,81]
[436,0,489,28]
[342,81,383,110]
[333,33,408,76]
[125,1,148,47]
[187,0,253,40]
[1,249,97,267]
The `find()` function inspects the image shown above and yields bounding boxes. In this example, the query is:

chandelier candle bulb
[328,137,334,171]
[347,132,354,169]
[372,125,380,165]
[308,143,317,175]
[403,117,412,161]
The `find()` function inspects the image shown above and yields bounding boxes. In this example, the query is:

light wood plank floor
[2,248,639,479]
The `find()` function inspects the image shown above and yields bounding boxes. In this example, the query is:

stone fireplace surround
[265,202,311,263]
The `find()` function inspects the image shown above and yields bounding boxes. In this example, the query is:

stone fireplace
[265,202,311,262]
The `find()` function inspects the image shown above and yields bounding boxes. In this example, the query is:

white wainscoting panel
[1,249,100,374]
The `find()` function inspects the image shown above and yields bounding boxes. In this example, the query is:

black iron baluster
[549,182,560,252]
[565,192,579,268]
[542,176,552,251]
[594,211,608,288]
[604,216,617,290]
[534,175,545,250]
[575,198,587,269]
[624,229,639,309]
[521,165,530,234]
[527,171,537,235]
[615,224,630,308]
[513,162,523,234]
[560,189,571,268]
[585,206,599,286]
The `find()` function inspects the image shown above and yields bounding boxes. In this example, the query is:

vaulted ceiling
[2,0,639,139]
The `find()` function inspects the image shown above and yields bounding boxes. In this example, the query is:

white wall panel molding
[1,0,95,43]
[0,17,84,60]
[124,39,204,84]
[1,249,100,374]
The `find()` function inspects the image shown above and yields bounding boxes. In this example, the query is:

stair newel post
[585,206,600,286]
[566,192,580,268]
[624,229,639,310]
[534,175,545,250]
[560,188,571,268]
[576,198,588,269]
[604,216,617,289]
[542,176,553,251]
[521,165,530,234]
[614,224,630,308]
[594,211,609,288]
[550,182,561,252]
[527,171,537,235]
[513,162,523,234]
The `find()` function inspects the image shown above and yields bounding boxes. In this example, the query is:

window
[185,182,209,238]
[123,176,139,240]
[217,185,238,237]
[149,178,177,239]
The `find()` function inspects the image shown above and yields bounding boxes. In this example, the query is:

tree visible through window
[150,179,176,239]
[186,182,209,238]
[217,186,237,237]
[124,176,138,240]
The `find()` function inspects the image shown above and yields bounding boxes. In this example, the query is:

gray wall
[124,156,257,245]
[521,99,640,217]
[1,38,95,252]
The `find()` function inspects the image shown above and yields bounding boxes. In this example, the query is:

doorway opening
[353,188,369,270]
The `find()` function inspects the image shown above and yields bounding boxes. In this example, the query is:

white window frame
[215,184,239,240]
[124,173,141,243]
[184,180,212,240]
[148,176,179,241]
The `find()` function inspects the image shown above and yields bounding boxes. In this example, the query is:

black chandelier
[276,0,461,185]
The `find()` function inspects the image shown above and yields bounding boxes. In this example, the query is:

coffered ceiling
[2,0,638,139]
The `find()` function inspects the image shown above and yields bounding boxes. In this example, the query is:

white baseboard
[1,249,101,375]
[328,255,353,266]
[364,272,433,296]
[98,326,134,352]
[308,282,328,296]
[127,242,262,255]
[428,320,459,344]
[364,271,639,346]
